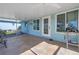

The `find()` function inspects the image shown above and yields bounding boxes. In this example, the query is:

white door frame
[42,16,51,36]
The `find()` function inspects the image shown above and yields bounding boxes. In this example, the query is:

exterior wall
[21,15,65,42]
[26,20,42,36]
[51,15,65,42]
[21,22,28,33]
[21,8,79,43]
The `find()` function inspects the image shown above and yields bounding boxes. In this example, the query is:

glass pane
[57,14,65,32]
[37,27,39,30]
[44,18,48,34]
[33,19,39,30]
[33,20,37,30]
[66,10,78,32]
[37,20,39,30]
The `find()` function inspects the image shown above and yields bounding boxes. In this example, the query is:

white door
[42,16,51,36]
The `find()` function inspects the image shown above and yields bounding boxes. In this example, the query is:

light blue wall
[21,20,42,36]
[21,9,79,43]
[27,20,42,36]
[50,15,65,42]
[21,22,28,33]
[20,15,66,42]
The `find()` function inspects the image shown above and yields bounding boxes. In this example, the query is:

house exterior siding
[21,8,79,43]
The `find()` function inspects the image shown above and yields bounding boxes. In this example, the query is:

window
[66,10,78,32]
[57,10,78,32]
[33,19,40,30]
[57,13,65,32]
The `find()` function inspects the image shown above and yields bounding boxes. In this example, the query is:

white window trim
[55,8,79,34]
[32,18,40,32]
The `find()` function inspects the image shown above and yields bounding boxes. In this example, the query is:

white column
[16,19,17,35]
[78,9,79,31]
[78,9,79,50]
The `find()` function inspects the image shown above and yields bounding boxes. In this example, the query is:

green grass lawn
[5,32,15,35]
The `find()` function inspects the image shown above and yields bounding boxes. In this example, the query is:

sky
[0,22,21,30]
[0,18,21,30]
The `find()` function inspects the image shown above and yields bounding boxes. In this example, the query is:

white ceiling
[0,3,79,20]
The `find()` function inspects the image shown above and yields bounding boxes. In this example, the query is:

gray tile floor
[0,34,79,55]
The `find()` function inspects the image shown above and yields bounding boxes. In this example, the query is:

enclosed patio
[0,3,79,55]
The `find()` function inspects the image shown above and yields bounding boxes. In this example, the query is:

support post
[16,19,17,35]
